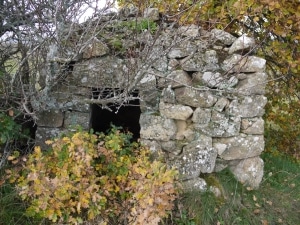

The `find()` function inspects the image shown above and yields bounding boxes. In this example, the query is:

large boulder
[222,54,266,73]
[201,72,238,89]
[194,112,241,137]
[82,37,109,59]
[227,95,268,117]
[214,134,264,160]
[181,52,205,71]
[228,34,256,54]
[211,29,237,45]
[175,87,218,108]
[72,56,128,88]
[171,136,217,179]
[139,114,177,141]
[37,109,64,128]
[158,70,192,88]
[182,177,207,192]
[229,157,264,189]
[241,117,264,135]
[159,102,193,120]
[236,72,267,95]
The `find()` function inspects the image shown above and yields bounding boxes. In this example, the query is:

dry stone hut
[34,8,267,189]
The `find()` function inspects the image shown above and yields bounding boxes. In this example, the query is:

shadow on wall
[89,89,141,141]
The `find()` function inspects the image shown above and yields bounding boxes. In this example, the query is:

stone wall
[35,8,267,189]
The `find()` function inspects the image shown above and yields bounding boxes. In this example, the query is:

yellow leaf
[266,200,273,206]
[8,109,14,117]
[7,156,15,161]
[45,140,53,145]
[77,202,81,213]
[253,17,259,22]
[34,146,41,155]
[253,195,257,201]
[148,197,154,206]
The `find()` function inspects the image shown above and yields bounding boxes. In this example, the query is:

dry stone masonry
[35,8,267,190]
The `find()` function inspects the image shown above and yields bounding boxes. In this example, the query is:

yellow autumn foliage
[8,127,180,224]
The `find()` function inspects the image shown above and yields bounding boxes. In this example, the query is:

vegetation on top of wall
[6,127,179,225]
[117,19,158,34]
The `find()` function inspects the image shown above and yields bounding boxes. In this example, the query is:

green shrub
[0,112,21,145]
[7,128,179,224]
[119,19,158,33]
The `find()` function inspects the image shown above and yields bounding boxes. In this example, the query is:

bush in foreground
[7,128,179,225]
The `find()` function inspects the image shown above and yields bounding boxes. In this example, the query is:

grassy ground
[1,152,299,225]
[0,178,40,225]
[166,152,300,225]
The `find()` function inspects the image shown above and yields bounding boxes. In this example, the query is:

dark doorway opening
[15,115,37,154]
[90,89,141,141]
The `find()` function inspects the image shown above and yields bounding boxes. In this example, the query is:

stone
[161,140,184,155]
[241,117,264,135]
[211,29,237,45]
[139,114,177,141]
[161,86,176,104]
[143,8,159,21]
[159,102,193,120]
[182,177,207,192]
[210,186,222,198]
[119,5,138,18]
[201,72,238,89]
[167,40,195,58]
[214,143,227,156]
[183,128,196,142]
[168,59,180,70]
[229,157,264,189]
[203,50,219,72]
[160,70,192,88]
[137,72,157,89]
[222,54,266,73]
[64,111,90,129]
[191,71,203,83]
[72,56,128,88]
[195,112,241,137]
[181,52,205,71]
[236,73,248,80]
[175,87,218,108]
[236,72,267,95]
[82,37,109,59]
[184,137,217,173]
[229,34,256,54]
[175,120,187,140]
[140,139,161,152]
[153,55,168,72]
[214,158,228,172]
[228,95,268,117]
[139,89,160,112]
[214,134,264,160]
[178,25,200,37]
[192,107,211,124]
[171,136,217,179]
[214,97,229,112]
[35,127,64,149]
[37,109,64,128]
